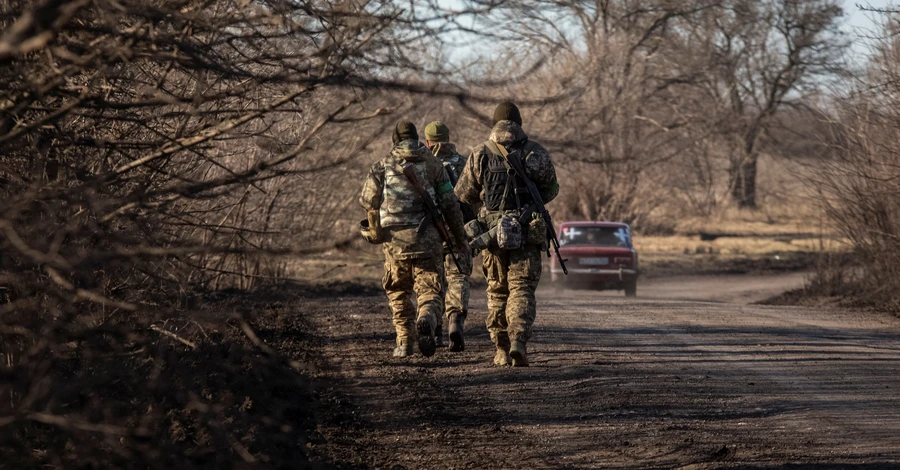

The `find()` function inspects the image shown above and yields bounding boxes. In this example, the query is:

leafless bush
[805,7,900,308]
[0,0,504,466]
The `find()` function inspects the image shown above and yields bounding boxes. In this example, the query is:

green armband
[436,181,454,195]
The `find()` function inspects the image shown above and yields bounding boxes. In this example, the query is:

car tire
[624,280,637,297]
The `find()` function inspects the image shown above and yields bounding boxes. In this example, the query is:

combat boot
[435,324,445,348]
[510,340,528,367]
[492,333,511,366]
[493,347,510,366]
[416,316,437,357]
[448,311,466,352]
[393,338,414,358]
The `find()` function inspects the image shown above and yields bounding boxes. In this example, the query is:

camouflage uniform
[360,131,467,357]
[455,113,559,366]
[429,140,474,350]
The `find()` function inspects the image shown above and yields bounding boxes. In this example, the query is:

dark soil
[14,268,899,469]
[0,284,337,470]
[297,279,900,469]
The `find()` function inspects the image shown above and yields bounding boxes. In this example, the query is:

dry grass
[635,234,845,256]
[635,234,847,277]
[628,153,849,275]
[288,228,848,285]
[291,169,846,283]
[672,206,826,237]
[636,196,847,277]
[665,153,828,236]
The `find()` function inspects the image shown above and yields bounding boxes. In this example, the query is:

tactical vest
[380,160,435,228]
[483,141,535,212]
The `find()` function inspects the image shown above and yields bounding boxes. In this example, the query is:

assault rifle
[399,162,463,272]
[489,142,568,275]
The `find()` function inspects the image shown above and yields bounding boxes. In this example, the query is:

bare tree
[456,1,731,227]
[689,0,846,209]
[454,0,846,225]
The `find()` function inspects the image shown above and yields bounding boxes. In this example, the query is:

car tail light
[613,257,632,266]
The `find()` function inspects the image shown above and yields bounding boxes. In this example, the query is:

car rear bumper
[551,268,637,278]
[550,267,637,288]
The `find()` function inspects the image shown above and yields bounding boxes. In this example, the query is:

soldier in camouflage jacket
[454,103,559,367]
[360,121,468,358]
[424,121,474,352]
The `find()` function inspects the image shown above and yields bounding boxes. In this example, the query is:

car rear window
[560,225,631,247]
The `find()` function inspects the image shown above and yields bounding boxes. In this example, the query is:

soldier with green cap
[454,102,559,367]
[359,120,469,358]
[424,121,475,352]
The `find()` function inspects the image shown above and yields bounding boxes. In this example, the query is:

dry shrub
[0,0,497,466]
[812,108,900,307]
[806,10,900,309]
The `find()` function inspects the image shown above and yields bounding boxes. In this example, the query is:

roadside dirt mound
[0,284,336,469]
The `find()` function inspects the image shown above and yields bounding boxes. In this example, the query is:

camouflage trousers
[482,246,542,347]
[436,249,472,331]
[382,253,445,343]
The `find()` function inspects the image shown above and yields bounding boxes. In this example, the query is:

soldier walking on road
[359,121,468,358]
[424,121,476,352]
[454,103,559,367]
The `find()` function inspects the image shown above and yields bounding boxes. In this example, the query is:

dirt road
[596,272,811,305]
[307,273,900,469]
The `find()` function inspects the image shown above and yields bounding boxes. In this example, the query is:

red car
[550,221,638,296]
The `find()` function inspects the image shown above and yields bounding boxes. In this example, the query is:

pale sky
[438,1,894,65]
[845,1,894,32]
[843,1,897,64]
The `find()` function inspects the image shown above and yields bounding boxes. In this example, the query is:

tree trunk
[729,153,758,209]
[731,117,763,209]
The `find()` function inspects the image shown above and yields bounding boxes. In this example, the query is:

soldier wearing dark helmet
[454,103,559,367]
[359,121,468,358]
[424,121,475,352]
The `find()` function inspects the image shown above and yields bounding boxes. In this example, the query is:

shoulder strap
[486,140,537,184]
[484,141,523,211]
[393,160,427,204]
[485,140,507,158]
[395,158,452,199]
[486,140,536,158]
[442,160,458,186]
[484,141,514,174]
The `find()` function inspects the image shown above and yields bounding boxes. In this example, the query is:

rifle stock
[399,163,463,272]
